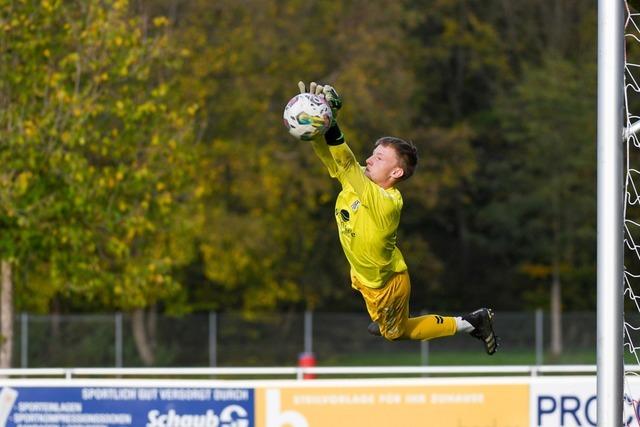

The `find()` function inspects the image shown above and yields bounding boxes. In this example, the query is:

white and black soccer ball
[283,93,332,141]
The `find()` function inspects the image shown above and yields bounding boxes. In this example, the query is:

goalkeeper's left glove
[320,85,342,122]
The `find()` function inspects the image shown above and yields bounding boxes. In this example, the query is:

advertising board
[254,379,528,427]
[531,376,640,427]
[0,384,253,427]
[3,375,640,427]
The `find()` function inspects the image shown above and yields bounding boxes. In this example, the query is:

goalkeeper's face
[365,144,405,189]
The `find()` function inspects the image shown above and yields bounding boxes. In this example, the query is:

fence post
[209,311,217,367]
[535,309,544,365]
[115,312,123,368]
[304,310,313,354]
[298,311,317,379]
[20,312,28,368]
[420,310,429,372]
[420,340,429,367]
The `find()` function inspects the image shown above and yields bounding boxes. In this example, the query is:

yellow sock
[401,314,457,340]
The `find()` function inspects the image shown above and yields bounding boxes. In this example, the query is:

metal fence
[9,311,598,368]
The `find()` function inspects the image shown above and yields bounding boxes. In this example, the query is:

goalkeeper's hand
[298,81,342,123]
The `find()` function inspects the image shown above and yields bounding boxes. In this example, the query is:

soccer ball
[283,93,332,141]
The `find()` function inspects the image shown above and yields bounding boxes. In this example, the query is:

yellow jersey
[312,140,408,288]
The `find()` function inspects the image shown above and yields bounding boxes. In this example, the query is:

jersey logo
[351,200,361,212]
[435,315,444,324]
[335,209,356,237]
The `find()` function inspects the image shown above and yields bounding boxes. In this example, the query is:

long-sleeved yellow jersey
[312,140,408,288]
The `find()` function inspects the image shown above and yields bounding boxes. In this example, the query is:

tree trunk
[0,260,13,368]
[132,308,155,366]
[147,305,157,348]
[550,268,563,357]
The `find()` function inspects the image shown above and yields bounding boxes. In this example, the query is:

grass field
[321,350,599,366]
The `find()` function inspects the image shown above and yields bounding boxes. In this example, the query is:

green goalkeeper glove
[320,85,342,120]
[298,81,342,123]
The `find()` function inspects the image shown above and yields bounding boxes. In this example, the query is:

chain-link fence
[9,311,597,368]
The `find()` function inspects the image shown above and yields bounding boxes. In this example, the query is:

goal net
[624,1,640,424]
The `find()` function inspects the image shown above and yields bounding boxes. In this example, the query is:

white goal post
[598,0,624,426]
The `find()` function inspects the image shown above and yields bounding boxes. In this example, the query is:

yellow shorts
[351,271,410,340]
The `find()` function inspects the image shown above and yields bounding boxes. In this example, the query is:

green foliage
[480,54,596,309]
[157,0,433,312]
[0,0,197,311]
[2,0,599,316]
[410,0,512,123]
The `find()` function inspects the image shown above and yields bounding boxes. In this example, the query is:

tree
[399,0,596,314]
[0,0,197,366]
[394,0,512,309]
[156,0,434,312]
[486,54,596,356]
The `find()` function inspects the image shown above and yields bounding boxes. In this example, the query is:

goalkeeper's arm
[311,138,340,178]
[298,81,342,177]
[307,91,369,197]
[309,85,370,196]
[323,122,345,147]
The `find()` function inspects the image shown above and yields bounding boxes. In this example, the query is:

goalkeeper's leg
[355,271,457,340]
[368,306,498,354]
[358,272,498,354]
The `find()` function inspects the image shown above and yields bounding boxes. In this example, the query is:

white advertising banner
[530,376,640,427]
[3,374,640,426]
[530,377,597,427]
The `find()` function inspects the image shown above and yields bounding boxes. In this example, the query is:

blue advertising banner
[0,385,253,427]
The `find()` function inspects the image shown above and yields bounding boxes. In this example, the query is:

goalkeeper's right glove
[298,81,322,96]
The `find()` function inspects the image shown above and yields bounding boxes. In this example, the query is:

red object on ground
[298,352,316,379]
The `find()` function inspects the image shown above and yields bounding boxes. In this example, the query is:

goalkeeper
[298,81,498,354]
